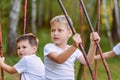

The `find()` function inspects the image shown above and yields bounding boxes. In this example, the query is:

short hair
[50,15,73,29]
[16,33,39,47]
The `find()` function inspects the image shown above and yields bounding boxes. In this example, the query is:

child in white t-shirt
[0,33,45,80]
[95,43,120,59]
[44,15,100,80]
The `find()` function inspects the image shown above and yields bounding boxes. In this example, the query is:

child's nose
[19,48,23,51]
[54,31,59,35]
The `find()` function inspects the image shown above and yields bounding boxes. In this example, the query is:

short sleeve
[113,43,120,55]
[14,57,27,73]
[44,43,56,56]
[76,49,82,59]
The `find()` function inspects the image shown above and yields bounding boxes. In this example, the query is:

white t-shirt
[44,43,82,80]
[113,43,120,55]
[14,54,45,80]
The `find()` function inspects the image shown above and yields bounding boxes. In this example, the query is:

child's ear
[69,29,72,37]
[33,46,37,52]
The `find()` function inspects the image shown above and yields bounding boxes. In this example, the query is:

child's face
[51,22,71,45]
[17,40,37,58]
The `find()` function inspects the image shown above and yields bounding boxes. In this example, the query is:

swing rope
[94,0,101,78]
[76,3,86,80]
[23,0,27,34]
[79,3,86,80]
[58,0,96,80]
[0,12,4,80]
[79,0,112,80]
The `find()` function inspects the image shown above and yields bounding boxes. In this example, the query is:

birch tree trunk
[31,0,37,34]
[7,0,21,55]
[114,0,120,40]
[38,0,44,27]
[102,0,113,48]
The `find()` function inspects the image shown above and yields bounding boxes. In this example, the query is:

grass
[1,56,120,80]
[75,57,120,80]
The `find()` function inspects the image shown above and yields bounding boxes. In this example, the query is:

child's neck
[56,43,69,50]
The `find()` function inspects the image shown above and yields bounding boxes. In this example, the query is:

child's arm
[47,45,77,64]
[95,42,120,60]
[95,51,116,60]
[0,57,17,74]
[78,32,100,65]
[87,32,100,64]
[47,33,81,64]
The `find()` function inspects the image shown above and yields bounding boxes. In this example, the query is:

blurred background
[0,0,120,80]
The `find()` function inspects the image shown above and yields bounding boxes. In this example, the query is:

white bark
[38,0,44,27]
[32,0,37,34]
[102,0,113,48]
[7,0,21,55]
[114,0,120,39]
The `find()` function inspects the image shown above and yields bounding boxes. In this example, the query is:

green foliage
[1,25,8,55]
[1,0,10,17]
[75,58,120,80]
[36,27,51,61]
[0,0,120,79]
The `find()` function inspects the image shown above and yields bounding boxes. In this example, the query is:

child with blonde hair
[44,15,100,80]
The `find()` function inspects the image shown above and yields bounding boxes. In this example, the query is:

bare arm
[0,57,17,74]
[78,32,100,65]
[47,33,81,64]
[87,43,97,63]
[87,32,101,64]
[94,50,116,60]
[47,45,77,64]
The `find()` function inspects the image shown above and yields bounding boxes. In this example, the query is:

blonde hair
[50,15,73,29]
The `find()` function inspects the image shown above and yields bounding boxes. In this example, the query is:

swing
[58,0,112,80]
[79,0,112,80]
[58,0,95,80]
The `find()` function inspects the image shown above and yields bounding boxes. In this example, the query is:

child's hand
[72,33,82,48]
[90,32,100,45]
[0,56,5,63]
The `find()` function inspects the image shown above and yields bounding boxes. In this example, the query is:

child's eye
[58,29,63,32]
[51,29,55,32]
[17,47,20,50]
[23,46,26,49]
